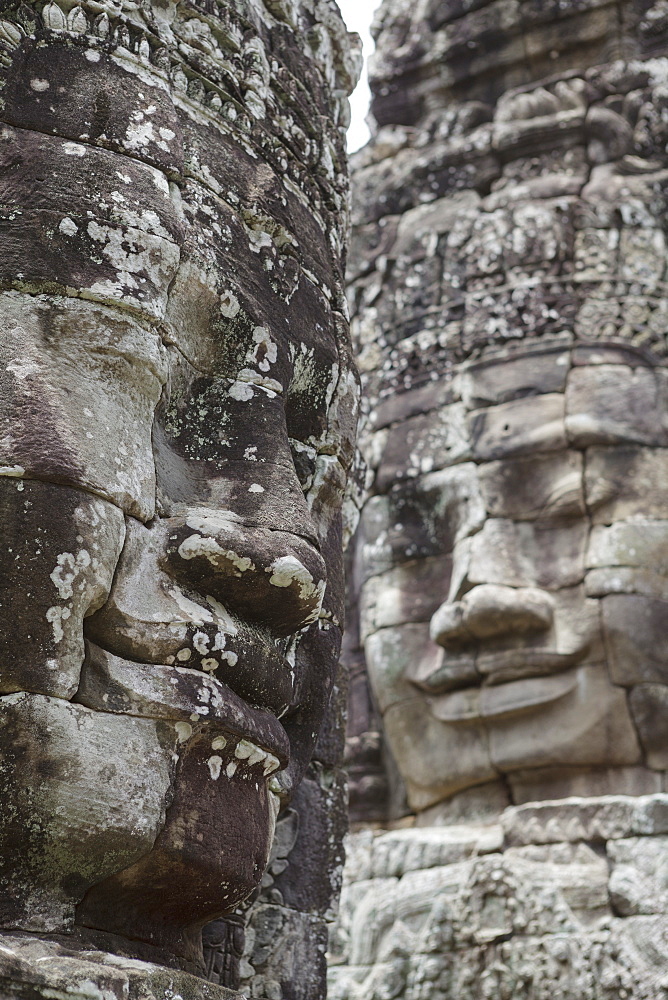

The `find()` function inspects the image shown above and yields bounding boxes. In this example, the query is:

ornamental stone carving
[0,3,360,999]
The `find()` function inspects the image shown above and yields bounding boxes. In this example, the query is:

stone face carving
[0,2,360,998]
[337,0,668,995]
[345,0,668,820]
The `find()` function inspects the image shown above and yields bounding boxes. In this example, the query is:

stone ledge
[502,793,668,845]
[0,933,245,1000]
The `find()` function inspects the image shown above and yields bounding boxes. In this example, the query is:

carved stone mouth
[77,640,290,767]
[415,649,585,695]
[84,610,297,718]
[477,649,586,686]
[428,669,578,724]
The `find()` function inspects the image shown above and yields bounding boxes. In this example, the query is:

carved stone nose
[165,508,327,637]
[430,584,554,648]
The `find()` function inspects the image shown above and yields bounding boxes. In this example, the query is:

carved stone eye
[290,440,317,494]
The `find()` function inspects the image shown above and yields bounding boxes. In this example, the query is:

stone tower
[333,0,668,996]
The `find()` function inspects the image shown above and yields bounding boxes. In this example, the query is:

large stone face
[344,0,668,821]
[0,2,360,998]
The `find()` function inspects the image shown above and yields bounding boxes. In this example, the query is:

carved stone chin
[0,0,360,995]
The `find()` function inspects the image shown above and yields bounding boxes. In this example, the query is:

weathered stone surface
[509,765,663,805]
[461,349,571,407]
[468,394,567,460]
[629,685,668,769]
[330,807,668,1000]
[375,404,472,488]
[464,516,588,590]
[382,697,496,810]
[587,520,668,577]
[608,836,668,917]
[565,364,667,446]
[585,446,668,524]
[365,622,447,711]
[603,594,668,685]
[0,693,175,932]
[0,295,167,520]
[430,584,555,646]
[488,665,641,773]
[0,933,241,1000]
[341,825,504,884]
[0,479,125,699]
[502,795,668,846]
[414,781,512,827]
[360,561,452,636]
[478,449,585,520]
[239,905,329,1000]
[0,1,360,997]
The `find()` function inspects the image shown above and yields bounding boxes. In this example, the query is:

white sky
[337,0,382,152]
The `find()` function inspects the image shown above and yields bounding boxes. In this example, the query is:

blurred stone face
[0,0,358,965]
[359,351,668,811]
[346,0,668,815]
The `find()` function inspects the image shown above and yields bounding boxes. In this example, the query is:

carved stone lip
[428,669,578,724]
[417,650,583,694]
[477,649,585,686]
[85,614,296,718]
[77,640,290,766]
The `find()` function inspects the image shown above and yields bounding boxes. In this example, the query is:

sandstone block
[502,793,668,845]
[478,449,585,520]
[461,348,570,408]
[375,404,472,490]
[382,698,496,811]
[358,489,455,578]
[359,558,452,637]
[585,445,668,524]
[0,480,125,699]
[608,835,668,916]
[370,377,463,431]
[587,520,668,575]
[0,693,174,931]
[344,826,504,884]
[629,684,668,769]
[586,565,668,600]
[364,623,445,712]
[466,516,588,590]
[571,344,655,366]
[508,765,663,805]
[468,393,567,460]
[414,781,511,826]
[489,664,641,774]
[602,594,668,685]
[565,364,666,446]
[0,294,167,520]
